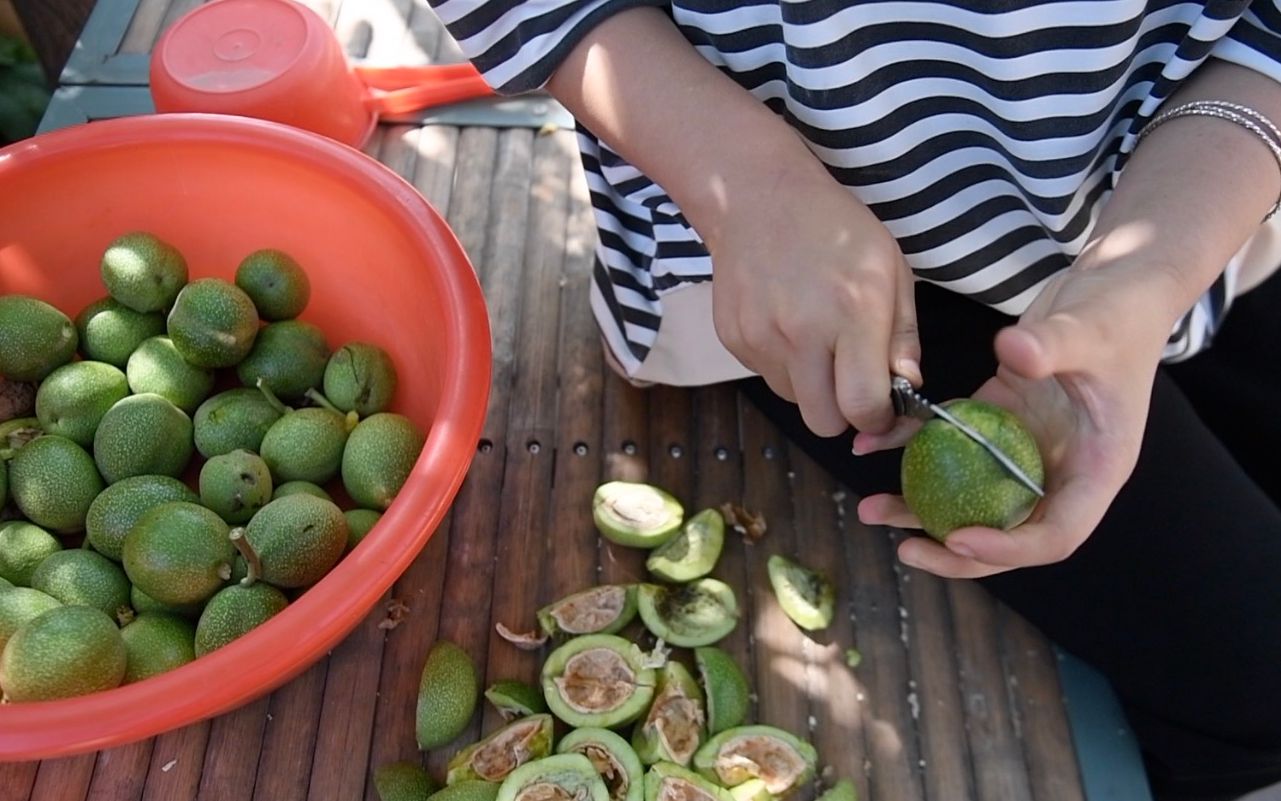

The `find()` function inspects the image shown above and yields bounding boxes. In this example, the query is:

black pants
[739,277,1281,801]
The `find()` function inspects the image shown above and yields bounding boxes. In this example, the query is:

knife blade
[890,376,1045,498]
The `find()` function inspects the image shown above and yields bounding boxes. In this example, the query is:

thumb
[995,312,1096,380]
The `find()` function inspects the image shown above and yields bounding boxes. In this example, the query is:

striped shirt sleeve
[1211,1,1281,85]
[427,0,669,94]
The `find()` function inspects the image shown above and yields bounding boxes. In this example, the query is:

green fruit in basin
[557,728,645,801]
[194,581,289,657]
[235,249,311,321]
[593,482,684,549]
[900,398,1044,540]
[446,713,554,784]
[0,587,62,652]
[323,341,398,416]
[130,584,204,619]
[237,320,329,401]
[274,480,334,503]
[126,335,215,414]
[241,494,347,589]
[542,635,656,729]
[94,393,194,483]
[86,474,199,562]
[260,407,349,485]
[120,613,196,683]
[416,639,479,750]
[100,231,188,313]
[9,434,104,533]
[123,501,235,606]
[344,508,382,551]
[341,413,425,511]
[29,549,131,621]
[193,388,283,459]
[0,522,62,586]
[35,361,129,448]
[0,295,78,382]
[0,605,126,702]
[199,449,273,525]
[75,296,167,368]
[166,277,259,368]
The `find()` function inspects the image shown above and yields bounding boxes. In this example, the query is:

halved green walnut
[447,714,554,784]
[542,634,657,728]
[766,555,835,632]
[638,580,739,648]
[558,727,645,801]
[538,585,638,637]
[692,727,818,797]
[497,754,611,801]
[593,482,684,549]
[693,647,749,736]
[646,509,724,583]
[644,762,734,801]
[487,680,549,720]
[633,661,706,767]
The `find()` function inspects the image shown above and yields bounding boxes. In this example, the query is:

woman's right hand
[706,162,922,438]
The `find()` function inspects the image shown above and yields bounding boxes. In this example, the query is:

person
[425,2,1281,798]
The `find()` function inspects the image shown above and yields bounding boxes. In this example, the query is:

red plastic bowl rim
[0,114,492,760]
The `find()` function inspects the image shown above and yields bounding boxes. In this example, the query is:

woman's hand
[856,260,1180,578]
[708,164,922,438]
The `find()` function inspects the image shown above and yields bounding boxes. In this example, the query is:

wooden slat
[597,374,651,587]
[0,762,38,801]
[424,125,527,780]
[949,579,1035,800]
[480,129,569,734]
[997,607,1086,801]
[785,451,869,798]
[845,524,924,800]
[115,0,169,54]
[195,698,270,801]
[85,740,152,801]
[250,662,328,801]
[139,724,208,801]
[28,755,94,801]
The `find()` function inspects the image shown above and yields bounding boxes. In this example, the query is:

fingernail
[851,440,865,456]
[895,358,921,382]
[947,541,975,559]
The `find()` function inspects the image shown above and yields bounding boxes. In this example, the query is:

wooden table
[7,2,1099,800]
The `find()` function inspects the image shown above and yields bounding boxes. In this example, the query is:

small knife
[889,376,1045,498]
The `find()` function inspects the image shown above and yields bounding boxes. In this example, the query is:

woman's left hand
[855,261,1182,578]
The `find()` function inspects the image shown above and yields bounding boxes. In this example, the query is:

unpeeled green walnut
[323,341,398,416]
[193,388,283,459]
[235,249,311,321]
[0,295,78,382]
[416,639,479,750]
[237,320,329,401]
[9,434,104,533]
[100,232,188,313]
[126,336,215,414]
[75,296,166,368]
[34,361,130,448]
[341,413,424,511]
[199,449,273,525]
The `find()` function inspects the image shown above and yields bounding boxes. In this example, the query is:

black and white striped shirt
[429,0,1281,382]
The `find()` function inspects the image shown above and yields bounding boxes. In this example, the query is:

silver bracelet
[1135,99,1281,222]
